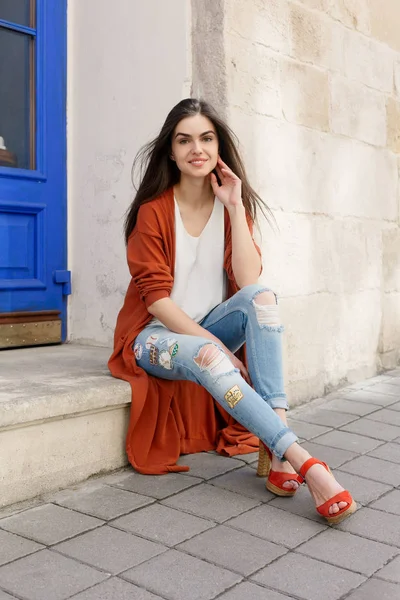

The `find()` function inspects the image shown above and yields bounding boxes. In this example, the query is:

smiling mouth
[189,159,207,166]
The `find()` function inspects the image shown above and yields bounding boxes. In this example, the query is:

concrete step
[0,344,130,508]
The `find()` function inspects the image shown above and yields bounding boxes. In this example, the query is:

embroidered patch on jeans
[145,334,159,349]
[159,349,173,370]
[224,385,244,409]
[169,342,179,357]
[149,345,159,366]
[133,343,143,361]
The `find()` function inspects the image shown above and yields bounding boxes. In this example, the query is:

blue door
[0,1,69,347]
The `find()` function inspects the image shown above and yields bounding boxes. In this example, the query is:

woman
[109,98,356,524]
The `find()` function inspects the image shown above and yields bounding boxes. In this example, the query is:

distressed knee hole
[193,344,235,377]
[253,292,281,327]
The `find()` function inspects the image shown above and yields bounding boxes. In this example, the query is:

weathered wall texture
[67,0,191,345]
[193,0,400,403]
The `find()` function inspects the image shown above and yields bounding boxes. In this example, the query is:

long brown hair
[124,98,272,243]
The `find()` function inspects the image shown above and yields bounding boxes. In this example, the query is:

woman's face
[171,114,219,179]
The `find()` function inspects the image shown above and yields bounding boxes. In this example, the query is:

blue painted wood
[0,1,68,340]
[0,20,37,36]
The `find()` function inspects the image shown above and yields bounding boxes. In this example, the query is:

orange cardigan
[108,188,260,474]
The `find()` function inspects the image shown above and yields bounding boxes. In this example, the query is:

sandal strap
[269,470,304,487]
[316,491,353,517]
[299,457,329,479]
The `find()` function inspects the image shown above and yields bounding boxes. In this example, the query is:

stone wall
[193,0,400,403]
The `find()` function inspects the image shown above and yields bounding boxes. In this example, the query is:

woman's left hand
[211,157,243,211]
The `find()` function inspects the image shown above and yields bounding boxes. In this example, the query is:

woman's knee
[236,283,277,305]
[235,285,282,328]
[193,342,235,379]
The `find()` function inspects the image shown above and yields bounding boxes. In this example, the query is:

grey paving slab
[387,401,400,411]
[340,418,400,442]
[296,529,398,576]
[210,466,275,502]
[269,484,325,523]
[338,455,400,486]
[375,555,400,584]
[0,591,16,600]
[54,525,166,574]
[107,471,203,500]
[293,408,358,428]
[369,490,400,515]
[0,529,43,567]
[111,503,214,546]
[0,504,103,545]
[217,581,293,600]
[122,549,242,600]
[177,524,287,576]
[250,552,365,600]
[366,383,400,397]
[338,507,400,547]
[323,398,381,416]
[345,578,400,600]
[226,504,326,549]
[379,377,400,387]
[368,442,400,463]
[342,389,399,407]
[70,578,164,600]
[311,430,382,453]
[161,482,260,523]
[176,452,245,479]
[230,451,258,464]
[286,419,331,440]
[0,549,107,600]
[300,441,358,468]
[367,408,400,427]
[49,484,154,520]
[331,469,392,505]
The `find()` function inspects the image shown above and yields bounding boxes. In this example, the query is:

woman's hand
[222,345,251,385]
[211,157,243,211]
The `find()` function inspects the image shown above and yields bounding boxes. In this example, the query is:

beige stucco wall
[67,0,191,345]
[193,0,400,403]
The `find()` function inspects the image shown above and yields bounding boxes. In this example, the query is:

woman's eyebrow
[174,130,216,138]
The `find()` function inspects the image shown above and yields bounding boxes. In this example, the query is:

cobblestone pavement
[1,370,400,600]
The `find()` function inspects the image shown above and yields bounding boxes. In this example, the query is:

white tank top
[170,197,226,323]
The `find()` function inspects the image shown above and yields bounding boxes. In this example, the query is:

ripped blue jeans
[134,284,298,459]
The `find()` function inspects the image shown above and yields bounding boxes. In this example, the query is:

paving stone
[286,419,331,440]
[338,455,400,486]
[177,524,287,576]
[161,483,260,523]
[122,549,241,600]
[379,377,400,388]
[369,490,400,515]
[107,472,202,500]
[331,469,392,505]
[176,452,245,479]
[366,383,400,397]
[269,484,325,523]
[0,549,107,600]
[50,484,154,520]
[210,466,275,502]
[342,390,399,407]
[375,555,400,584]
[226,504,326,549]
[345,578,400,599]
[340,418,400,442]
[294,408,358,428]
[387,401,400,411]
[311,430,381,454]
[323,398,381,416]
[297,529,397,576]
[70,577,164,599]
[250,553,365,600]
[231,452,258,464]
[300,441,358,469]
[0,591,17,600]
[0,504,103,545]
[368,442,400,463]
[54,525,166,574]
[217,581,292,600]
[111,503,214,546]
[338,507,400,546]
[367,409,400,427]
[0,529,43,567]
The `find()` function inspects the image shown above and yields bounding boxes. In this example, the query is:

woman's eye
[203,137,213,142]
[179,139,188,144]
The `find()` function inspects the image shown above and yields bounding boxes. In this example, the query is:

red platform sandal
[257,443,304,497]
[299,458,357,524]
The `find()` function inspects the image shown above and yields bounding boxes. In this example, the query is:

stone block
[0,591,16,600]
[177,525,287,576]
[54,525,166,575]
[0,529,43,567]
[343,29,394,92]
[0,550,107,600]
[368,442,400,463]
[340,418,400,442]
[330,75,386,146]
[122,549,242,600]
[280,59,329,131]
[346,578,400,600]
[297,529,397,576]
[295,408,357,428]
[300,441,358,468]
[161,483,259,523]
[269,483,328,523]
[287,419,331,440]
[369,0,400,52]
[375,555,400,584]
[368,407,400,426]
[339,507,400,547]
[111,503,214,546]
[226,504,326,548]
[71,578,164,600]
[323,398,381,416]
[313,430,382,453]
[331,470,392,505]
[338,455,400,485]
[106,471,202,499]
[370,489,400,516]
[387,97,400,153]
[218,582,292,600]
[176,452,245,479]
[343,388,399,406]
[251,553,365,600]
[210,466,275,502]
[383,228,400,292]
[299,0,371,34]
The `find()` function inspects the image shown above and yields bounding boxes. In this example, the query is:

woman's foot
[303,462,348,515]
[271,454,301,492]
